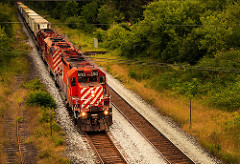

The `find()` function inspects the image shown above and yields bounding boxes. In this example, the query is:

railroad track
[3,76,24,164]
[108,86,195,164]
[85,132,127,164]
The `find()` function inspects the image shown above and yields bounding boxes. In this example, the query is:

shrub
[27,91,56,109]
[94,28,106,42]
[39,108,55,123]
[207,86,240,111]
[104,24,130,49]
[225,116,240,144]
[22,78,44,91]
[55,138,64,146]
[65,16,79,29]
[52,122,61,132]
[151,72,175,90]
[129,68,151,81]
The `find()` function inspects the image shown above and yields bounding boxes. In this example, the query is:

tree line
[0,2,14,66]
[26,0,240,65]
[24,0,240,111]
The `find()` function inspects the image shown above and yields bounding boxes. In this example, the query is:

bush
[151,72,175,90]
[39,109,55,123]
[94,28,106,42]
[27,91,56,109]
[55,138,64,146]
[129,67,151,81]
[52,122,61,132]
[22,78,44,90]
[207,85,240,111]
[225,116,240,144]
[104,24,130,49]
[65,16,79,29]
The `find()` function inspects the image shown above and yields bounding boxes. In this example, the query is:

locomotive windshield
[78,70,98,83]
[78,76,97,83]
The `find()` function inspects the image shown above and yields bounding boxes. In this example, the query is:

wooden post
[50,109,52,136]
[190,98,192,129]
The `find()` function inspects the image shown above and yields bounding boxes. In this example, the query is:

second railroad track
[109,86,195,164]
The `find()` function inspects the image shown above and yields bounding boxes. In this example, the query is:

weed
[24,137,33,144]
[146,98,155,105]
[17,116,23,123]
[58,158,72,164]
[221,152,240,164]
[115,75,124,83]
[0,107,6,118]
[106,65,112,73]
[52,122,61,132]
[38,150,51,159]
[34,128,43,138]
[55,138,64,146]
[209,143,222,155]
[225,116,240,146]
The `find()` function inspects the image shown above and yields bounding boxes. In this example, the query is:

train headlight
[91,90,95,98]
[81,112,87,117]
[104,110,109,115]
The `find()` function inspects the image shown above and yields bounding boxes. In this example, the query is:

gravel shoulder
[103,68,222,164]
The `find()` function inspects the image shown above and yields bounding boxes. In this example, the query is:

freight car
[16,2,112,131]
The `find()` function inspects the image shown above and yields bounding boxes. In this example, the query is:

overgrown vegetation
[0,2,30,162]
[24,79,69,163]
[0,2,69,163]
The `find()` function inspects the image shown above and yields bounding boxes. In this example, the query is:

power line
[1,21,240,27]
[88,57,240,74]
[1,49,240,73]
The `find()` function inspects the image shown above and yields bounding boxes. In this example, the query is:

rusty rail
[109,85,196,164]
[85,132,127,164]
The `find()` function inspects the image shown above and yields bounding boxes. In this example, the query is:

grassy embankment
[0,5,69,163]
[35,9,240,163]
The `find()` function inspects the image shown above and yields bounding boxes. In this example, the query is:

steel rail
[85,132,127,164]
[108,84,196,164]
[84,133,105,164]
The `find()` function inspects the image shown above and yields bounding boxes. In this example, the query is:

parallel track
[85,132,127,164]
[4,76,24,164]
[109,86,195,164]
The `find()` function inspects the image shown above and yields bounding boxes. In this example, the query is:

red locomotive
[17,2,112,131]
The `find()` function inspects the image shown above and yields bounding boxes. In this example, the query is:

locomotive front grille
[90,106,99,113]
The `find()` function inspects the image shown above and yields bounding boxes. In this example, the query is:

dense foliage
[25,0,240,64]
[0,3,14,65]
[24,0,240,111]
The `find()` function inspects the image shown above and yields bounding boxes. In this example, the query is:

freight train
[16,2,112,131]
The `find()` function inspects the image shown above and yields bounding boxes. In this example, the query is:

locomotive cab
[66,66,112,131]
